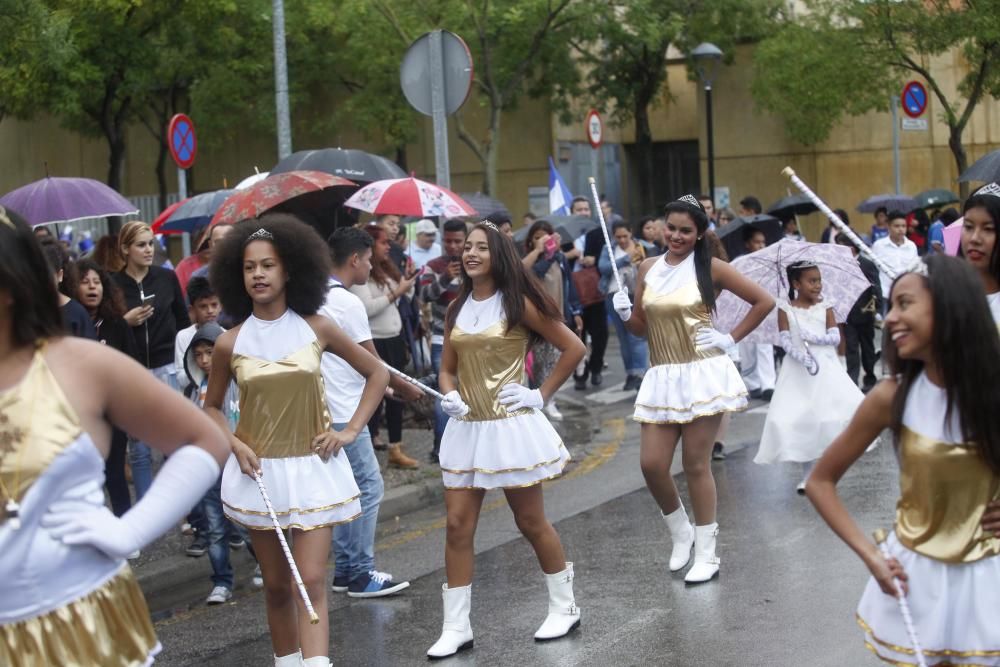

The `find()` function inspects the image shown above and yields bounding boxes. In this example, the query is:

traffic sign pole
[168,113,197,257]
[429,30,451,190]
[891,95,901,195]
[178,167,190,256]
[586,110,604,199]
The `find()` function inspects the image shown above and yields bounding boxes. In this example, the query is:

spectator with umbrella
[870,206,890,244]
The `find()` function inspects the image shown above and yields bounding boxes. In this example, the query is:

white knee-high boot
[662,506,695,572]
[534,562,581,641]
[274,650,303,667]
[684,523,720,584]
[427,583,474,659]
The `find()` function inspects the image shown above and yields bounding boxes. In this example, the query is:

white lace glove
[778,330,819,374]
[612,290,633,321]
[498,382,544,412]
[42,445,220,560]
[799,326,841,347]
[440,390,470,418]
[694,327,735,353]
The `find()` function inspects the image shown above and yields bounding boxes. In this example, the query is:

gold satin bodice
[451,320,532,421]
[0,346,83,510]
[232,341,330,458]
[895,426,1000,563]
[643,280,720,366]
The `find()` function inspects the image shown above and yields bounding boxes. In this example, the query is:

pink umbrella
[344,177,477,218]
[943,218,963,256]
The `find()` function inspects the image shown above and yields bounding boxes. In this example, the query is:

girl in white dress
[807,256,1000,665]
[612,195,774,584]
[428,222,586,659]
[206,215,389,667]
[755,261,865,492]
[960,182,1000,324]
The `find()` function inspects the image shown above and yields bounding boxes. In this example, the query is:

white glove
[440,390,470,418]
[42,445,220,560]
[612,291,633,321]
[497,382,544,412]
[778,330,819,374]
[800,326,841,347]
[694,327,735,353]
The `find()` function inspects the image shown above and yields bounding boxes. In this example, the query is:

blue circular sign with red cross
[168,114,197,169]
[901,81,928,119]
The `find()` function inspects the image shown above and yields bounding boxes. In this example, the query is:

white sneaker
[544,401,563,421]
[206,585,232,605]
[127,550,141,560]
[252,564,263,588]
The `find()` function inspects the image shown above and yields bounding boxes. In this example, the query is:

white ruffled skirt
[856,531,1000,665]
[440,411,570,489]
[634,355,748,424]
[221,452,361,531]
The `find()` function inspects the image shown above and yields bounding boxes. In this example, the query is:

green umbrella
[915,188,959,209]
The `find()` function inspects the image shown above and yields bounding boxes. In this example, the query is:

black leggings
[104,427,132,516]
[369,335,408,443]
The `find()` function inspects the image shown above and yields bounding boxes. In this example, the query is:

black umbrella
[715,214,783,260]
[914,188,959,209]
[959,149,1000,183]
[513,214,597,246]
[857,193,917,213]
[767,194,818,218]
[459,192,511,221]
[271,148,406,184]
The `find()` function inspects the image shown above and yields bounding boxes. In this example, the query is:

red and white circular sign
[586,109,603,149]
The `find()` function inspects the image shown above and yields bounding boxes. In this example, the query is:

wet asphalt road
[149,364,898,666]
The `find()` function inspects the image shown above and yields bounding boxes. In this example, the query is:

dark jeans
[370,335,408,443]
[104,427,131,517]
[579,301,608,376]
[844,317,877,387]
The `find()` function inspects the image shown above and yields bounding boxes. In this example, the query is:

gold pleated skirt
[0,565,159,667]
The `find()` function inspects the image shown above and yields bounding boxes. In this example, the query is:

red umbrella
[151,198,189,235]
[344,177,477,218]
[210,171,356,227]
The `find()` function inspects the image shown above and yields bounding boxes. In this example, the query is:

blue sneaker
[346,570,410,598]
[331,574,350,593]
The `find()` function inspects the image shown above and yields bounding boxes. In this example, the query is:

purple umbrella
[713,239,871,345]
[0,177,138,227]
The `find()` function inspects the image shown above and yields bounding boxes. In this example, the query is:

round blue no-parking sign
[901,81,927,119]
[168,114,197,169]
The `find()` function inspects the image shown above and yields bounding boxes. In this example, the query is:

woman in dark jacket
[111,221,190,501]
[78,258,138,516]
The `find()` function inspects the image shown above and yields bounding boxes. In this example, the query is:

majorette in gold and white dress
[634,253,747,424]
[0,346,160,667]
[856,372,1000,666]
[439,292,570,489]
[221,309,361,530]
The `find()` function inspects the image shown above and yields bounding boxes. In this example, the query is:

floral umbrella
[210,171,356,227]
[344,177,477,218]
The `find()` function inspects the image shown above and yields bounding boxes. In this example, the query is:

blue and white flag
[548,157,574,215]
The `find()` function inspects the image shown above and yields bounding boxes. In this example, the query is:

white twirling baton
[873,529,927,667]
[781,167,898,280]
[253,471,320,625]
[382,362,445,401]
[588,177,624,294]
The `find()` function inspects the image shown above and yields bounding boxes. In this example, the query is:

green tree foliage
[751,0,1000,197]
[575,0,781,214]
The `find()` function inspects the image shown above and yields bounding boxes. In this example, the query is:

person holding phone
[522,220,582,421]
[112,221,190,502]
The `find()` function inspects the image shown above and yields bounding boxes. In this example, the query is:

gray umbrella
[459,192,511,222]
[513,214,597,245]
[958,149,1000,183]
[716,214,784,260]
[271,148,405,184]
[857,194,918,213]
[767,194,817,218]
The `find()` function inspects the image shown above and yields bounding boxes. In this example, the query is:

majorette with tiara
[612,194,774,583]
[0,206,230,667]
[427,220,587,659]
[808,256,1000,666]
[959,182,1000,326]
[205,216,389,667]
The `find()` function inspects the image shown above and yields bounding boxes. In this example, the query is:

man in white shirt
[871,211,919,304]
[407,219,441,270]
[320,227,421,598]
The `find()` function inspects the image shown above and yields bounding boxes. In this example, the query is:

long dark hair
[524,219,554,253]
[664,198,715,310]
[0,207,64,345]
[445,222,561,340]
[961,185,1000,286]
[210,214,331,323]
[364,225,401,287]
[886,255,1000,473]
[76,258,127,321]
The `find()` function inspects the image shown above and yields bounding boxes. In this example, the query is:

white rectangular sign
[902,118,928,131]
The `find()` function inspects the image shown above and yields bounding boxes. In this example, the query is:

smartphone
[544,235,559,259]
[140,293,156,307]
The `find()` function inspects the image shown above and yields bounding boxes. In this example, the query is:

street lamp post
[692,43,723,208]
